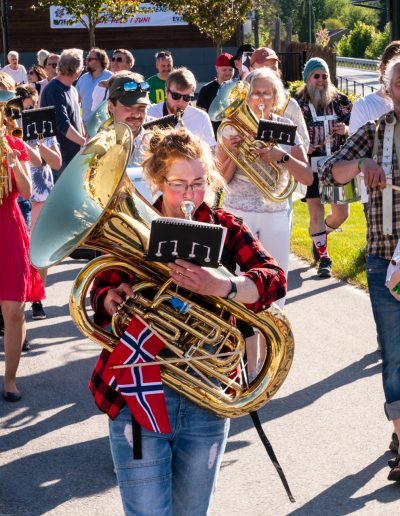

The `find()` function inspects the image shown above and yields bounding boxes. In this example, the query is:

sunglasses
[118,81,150,93]
[47,63,58,68]
[111,56,124,62]
[87,57,98,62]
[167,89,194,102]
[157,52,171,59]
[313,73,328,80]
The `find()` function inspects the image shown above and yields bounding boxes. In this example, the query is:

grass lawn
[291,200,368,289]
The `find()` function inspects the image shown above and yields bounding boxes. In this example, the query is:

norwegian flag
[107,315,172,434]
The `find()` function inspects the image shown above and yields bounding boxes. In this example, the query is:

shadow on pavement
[287,452,399,515]
[227,351,381,441]
[0,437,116,516]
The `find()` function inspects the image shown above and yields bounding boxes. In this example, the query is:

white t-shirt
[92,84,109,111]
[2,64,27,85]
[284,97,310,150]
[147,103,216,148]
[349,91,393,203]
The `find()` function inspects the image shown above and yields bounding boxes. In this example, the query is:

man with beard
[107,71,151,167]
[147,67,216,148]
[297,58,352,277]
[76,47,112,128]
[91,49,135,111]
[320,56,400,481]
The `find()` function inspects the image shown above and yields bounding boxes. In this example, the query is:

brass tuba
[30,121,294,418]
[209,81,297,203]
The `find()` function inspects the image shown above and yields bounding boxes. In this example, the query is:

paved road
[336,66,380,95]
[1,255,398,515]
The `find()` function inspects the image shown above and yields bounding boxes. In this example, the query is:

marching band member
[296,57,353,277]
[217,68,312,307]
[320,55,400,481]
[0,72,45,402]
[89,128,286,515]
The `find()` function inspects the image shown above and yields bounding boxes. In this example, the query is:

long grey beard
[307,83,336,111]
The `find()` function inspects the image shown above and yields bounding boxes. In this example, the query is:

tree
[160,0,260,55]
[365,22,390,59]
[34,0,143,48]
[336,21,376,58]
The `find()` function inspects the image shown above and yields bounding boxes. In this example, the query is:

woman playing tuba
[216,68,313,307]
[89,128,287,516]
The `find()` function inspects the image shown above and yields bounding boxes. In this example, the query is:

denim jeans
[367,254,400,420]
[109,386,230,516]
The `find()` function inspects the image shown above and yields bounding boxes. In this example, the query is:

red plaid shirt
[89,199,286,419]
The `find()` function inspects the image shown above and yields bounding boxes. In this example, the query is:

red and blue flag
[106,315,171,434]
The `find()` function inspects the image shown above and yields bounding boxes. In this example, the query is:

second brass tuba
[30,121,294,418]
[209,81,297,203]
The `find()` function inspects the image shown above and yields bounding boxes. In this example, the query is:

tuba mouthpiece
[180,200,195,220]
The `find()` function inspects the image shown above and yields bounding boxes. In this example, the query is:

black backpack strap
[250,411,295,503]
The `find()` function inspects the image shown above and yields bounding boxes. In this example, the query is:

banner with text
[50,4,187,29]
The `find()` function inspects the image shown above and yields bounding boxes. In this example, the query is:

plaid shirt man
[320,113,400,260]
[89,199,286,419]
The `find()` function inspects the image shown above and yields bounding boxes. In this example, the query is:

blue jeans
[367,254,400,420]
[109,386,230,516]
[17,198,32,231]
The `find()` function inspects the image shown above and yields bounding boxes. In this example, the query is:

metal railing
[337,75,378,96]
[336,56,379,70]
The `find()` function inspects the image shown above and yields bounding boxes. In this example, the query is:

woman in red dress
[0,72,45,401]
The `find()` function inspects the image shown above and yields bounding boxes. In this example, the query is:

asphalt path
[1,254,399,515]
[336,66,380,95]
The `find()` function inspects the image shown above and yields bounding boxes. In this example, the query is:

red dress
[0,135,45,302]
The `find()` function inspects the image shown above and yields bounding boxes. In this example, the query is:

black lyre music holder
[256,119,297,146]
[21,106,57,142]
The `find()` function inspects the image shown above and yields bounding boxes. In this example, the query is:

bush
[337,21,376,58]
[323,18,345,30]
[365,23,391,60]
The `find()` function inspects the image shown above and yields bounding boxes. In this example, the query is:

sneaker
[32,301,46,320]
[311,242,320,262]
[317,257,332,278]
[388,455,400,481]
[390,432,399,453]
[22,339,31,352]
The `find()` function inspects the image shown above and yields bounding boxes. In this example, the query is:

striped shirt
[320,112,400,260]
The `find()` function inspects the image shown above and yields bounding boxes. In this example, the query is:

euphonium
[0,91,17,205]
[209,81,297,203]
[30,121,294,418]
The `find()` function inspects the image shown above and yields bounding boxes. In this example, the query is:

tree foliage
[336,21,376,58]
[365,23,391,59]
[35,0,142,47]
[160,0,260,54]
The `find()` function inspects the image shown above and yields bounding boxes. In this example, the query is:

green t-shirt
[147,75,166,104]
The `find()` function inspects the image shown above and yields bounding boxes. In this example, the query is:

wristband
[357,157,367,171]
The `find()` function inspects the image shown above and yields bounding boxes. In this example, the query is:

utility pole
[389,0,399,39]
[0,0,9,66]
[308,0,312,43]
[254,9,259,48]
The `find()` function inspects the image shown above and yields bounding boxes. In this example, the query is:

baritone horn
[209,81,297,203]
[30,121,294,419]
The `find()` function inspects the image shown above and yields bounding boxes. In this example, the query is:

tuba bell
[30,121,294,418]
[209,81,297,203]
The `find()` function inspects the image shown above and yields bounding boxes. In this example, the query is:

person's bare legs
[325,204,349,233]
[307,197,325,235]
[1,300,26,394]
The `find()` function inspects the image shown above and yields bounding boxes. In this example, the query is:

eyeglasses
[167,89,194,102]
[111,56,124,62]
[313,73,328,80]
[23,105,34,110]
[118,81,150,93]
[249,92,273,100]
[47,63,58,68]
[87,57,98,62]
[164,179,208,193]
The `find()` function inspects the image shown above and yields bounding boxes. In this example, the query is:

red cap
[250,47,280,66]
[215,53,233,67]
